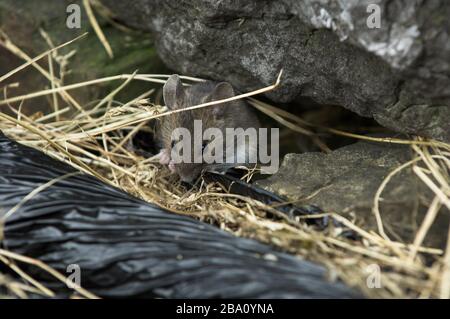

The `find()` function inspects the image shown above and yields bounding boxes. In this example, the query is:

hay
[0,32,449,299]
[83,0,114,59]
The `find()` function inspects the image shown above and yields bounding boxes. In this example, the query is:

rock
[98,0,450,142]
[255,141,450,248]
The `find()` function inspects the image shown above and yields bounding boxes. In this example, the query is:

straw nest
[0,31,449,299]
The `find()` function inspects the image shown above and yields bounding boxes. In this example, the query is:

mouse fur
[157,74,261,183]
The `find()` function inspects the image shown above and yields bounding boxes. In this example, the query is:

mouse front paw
[157,148,171,165]
[168,160,176,173]
[157,149,176,173]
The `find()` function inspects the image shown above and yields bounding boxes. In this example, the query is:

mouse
[156,74,261,183]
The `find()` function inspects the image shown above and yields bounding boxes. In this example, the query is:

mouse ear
[209,82,235,116]
[163,74,185,109]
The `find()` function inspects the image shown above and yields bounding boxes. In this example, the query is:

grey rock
[255,141,449,248]
[99,0,450,141]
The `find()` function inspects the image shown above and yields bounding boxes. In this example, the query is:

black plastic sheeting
[0,133,361,298]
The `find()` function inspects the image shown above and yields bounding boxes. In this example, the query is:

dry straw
[0,31,449,299]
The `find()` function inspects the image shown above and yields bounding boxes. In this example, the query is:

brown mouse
[157,74,261,183]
